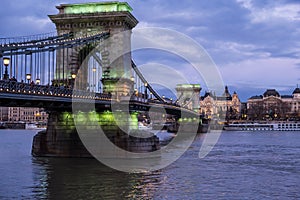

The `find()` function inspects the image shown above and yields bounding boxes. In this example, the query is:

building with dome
[247,86,300,120]
[200,86,241,120]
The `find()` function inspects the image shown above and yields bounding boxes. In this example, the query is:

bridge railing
[0,80,112,100]
[0,32,57,46]
[0,80,194,112]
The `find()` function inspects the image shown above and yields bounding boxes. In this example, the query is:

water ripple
[0,130,300,199]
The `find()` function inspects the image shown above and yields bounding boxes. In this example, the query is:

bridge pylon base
[31,111,160,158]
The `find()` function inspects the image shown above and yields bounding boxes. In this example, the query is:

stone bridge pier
[32,2,160,157]
[32,110,160,157]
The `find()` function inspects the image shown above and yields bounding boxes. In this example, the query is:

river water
[0,129,299,199]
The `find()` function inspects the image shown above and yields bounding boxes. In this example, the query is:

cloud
[237,0,300,23]
[220,57,300,89]
[0,0,299,100]
[0,16,54,37]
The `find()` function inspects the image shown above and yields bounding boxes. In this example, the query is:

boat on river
[223,122,300,131]
[26,123,46,130]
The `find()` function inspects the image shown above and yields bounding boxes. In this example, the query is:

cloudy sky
[0,0,299,101]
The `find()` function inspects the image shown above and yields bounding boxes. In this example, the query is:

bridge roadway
[0,80,199,117]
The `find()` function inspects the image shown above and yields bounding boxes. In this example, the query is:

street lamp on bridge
[71,73,76,79]
[3,57,10,80]
[130,76,134,82]
[144,82,148,99]
[26,74,31,83]
[36,78,40,85]
[69,73,77,87]
[130,76,135,93]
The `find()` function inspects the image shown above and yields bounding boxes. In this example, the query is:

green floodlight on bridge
[57,1,133,15]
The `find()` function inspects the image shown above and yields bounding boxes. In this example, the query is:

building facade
[0,107,9,121]
[0,107,48,123]
[200,86,241,120]
[247,87,300,120]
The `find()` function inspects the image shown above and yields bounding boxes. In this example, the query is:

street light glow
[3,57,10,66]
[26,74,31,81]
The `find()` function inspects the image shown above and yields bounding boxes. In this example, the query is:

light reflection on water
[31,157,165,199]
[0,130,300,199]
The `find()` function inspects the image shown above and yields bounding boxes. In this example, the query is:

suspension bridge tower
[176,84,201,112]
[49,1,138,95]
[31,2,161,158]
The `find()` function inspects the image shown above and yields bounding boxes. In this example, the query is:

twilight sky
[0,0,299,101]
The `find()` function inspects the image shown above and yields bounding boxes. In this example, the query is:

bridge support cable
[181,92,196,108]
[0,32,110,56]
[0,32,57,47]
[174,92,184,105]
[0,31,109,86]
[131,60,165,103]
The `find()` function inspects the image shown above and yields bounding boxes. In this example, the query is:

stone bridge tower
[49,1,138,95]
[176,84,201,113]
[32,2,161,158]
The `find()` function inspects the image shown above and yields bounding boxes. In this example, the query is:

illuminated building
[247,86,300,120]
[200,86,241,120]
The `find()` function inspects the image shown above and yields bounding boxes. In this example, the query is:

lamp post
[36,79,40,85]
[144,82,148,99]
[3,57,10,80]
[71,73,76,79]
[26,74,31,83]
[134,88,138,97]
[130,76,135,95]
[92,67,96,92]
[70,73,76,87]
[130,76,134,82]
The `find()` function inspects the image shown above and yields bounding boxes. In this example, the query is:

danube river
[0,129,299,199]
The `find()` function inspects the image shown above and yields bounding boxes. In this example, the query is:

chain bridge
[0,2,203,157]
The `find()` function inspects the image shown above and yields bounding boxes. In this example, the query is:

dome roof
[249,95,263,100]
[292,87,300,94]
[263,89,280,97]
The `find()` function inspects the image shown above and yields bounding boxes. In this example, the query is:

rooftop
[281,95,293,99]
[293,87,300,94]
[249,95,263,100]
[56,1,133,14]
[201,91,232,101]
[263,89,280,98]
